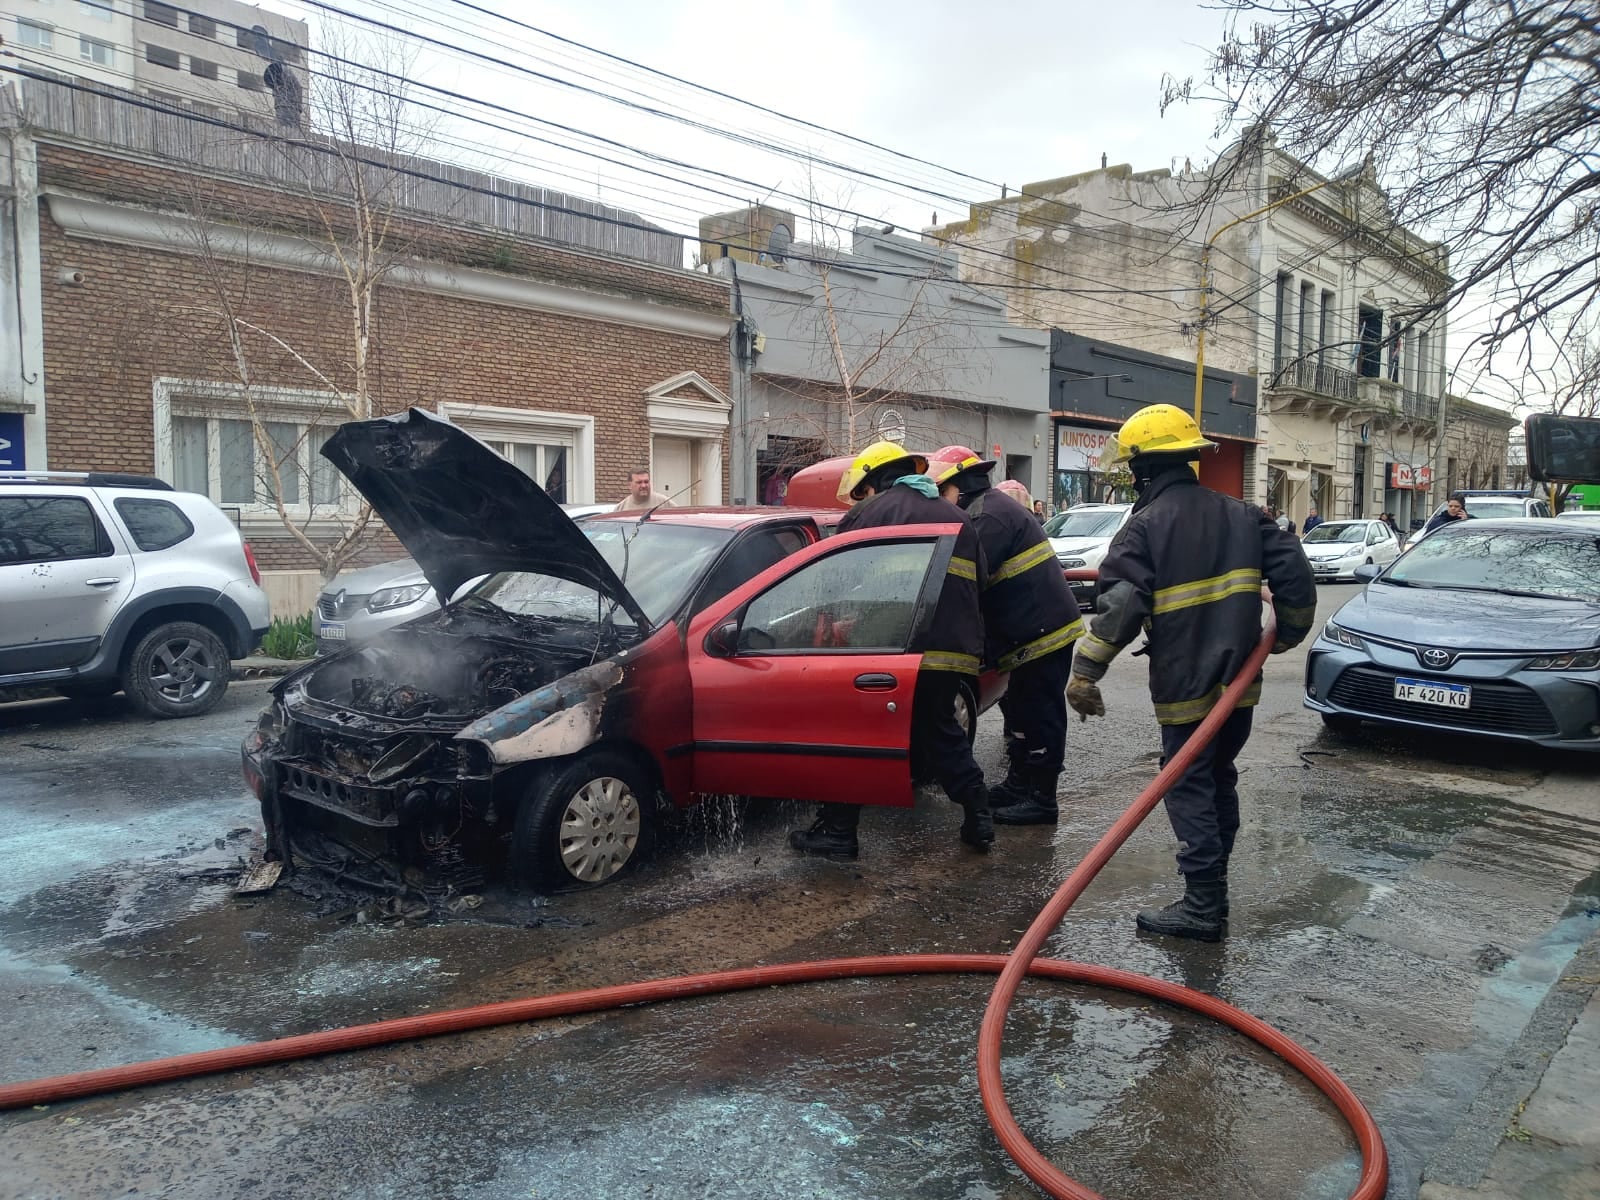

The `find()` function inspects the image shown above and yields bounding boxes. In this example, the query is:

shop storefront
[1049,331,1257,514]
[1384,461,1434,530]
[1053,422,1128,509]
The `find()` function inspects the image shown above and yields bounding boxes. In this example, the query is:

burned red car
[243,410,999,892]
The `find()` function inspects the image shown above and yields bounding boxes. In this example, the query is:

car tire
[1321,713,1362,735]
[953,680,978,746]
[122,621,230,719]
[511,750,655,892]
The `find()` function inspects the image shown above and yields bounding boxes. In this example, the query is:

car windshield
[1384,527,1600,601]
[1304,522,1367,544]
[1045,509,1124,538]
[471,521,735,628]
[1455,499,1525,520]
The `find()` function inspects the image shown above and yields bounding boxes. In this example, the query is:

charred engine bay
[304,608,637,723]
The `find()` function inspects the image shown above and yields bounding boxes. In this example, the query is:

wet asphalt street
[2,582,1597,1200]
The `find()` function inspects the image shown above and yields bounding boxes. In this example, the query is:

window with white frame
[437,403,595,505]
[80,1,115,21]
[154,380,355,527]
[16,19,55,51]
[80,35,114,66]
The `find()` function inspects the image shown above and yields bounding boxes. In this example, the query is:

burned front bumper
[242,705,500,863]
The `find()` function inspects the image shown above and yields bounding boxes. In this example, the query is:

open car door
[684,523,961,808]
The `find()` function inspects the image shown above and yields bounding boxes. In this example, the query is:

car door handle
[85,577,121,588]
[854,673,898,691]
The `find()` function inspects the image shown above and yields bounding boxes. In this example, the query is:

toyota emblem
[1419,647,1453,669]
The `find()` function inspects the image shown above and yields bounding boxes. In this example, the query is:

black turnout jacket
[963,486,1083,671]
[1072,470,1317,724]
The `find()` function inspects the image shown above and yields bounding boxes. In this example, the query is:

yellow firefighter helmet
[1098,404,1216,469]
[837,441,929,502]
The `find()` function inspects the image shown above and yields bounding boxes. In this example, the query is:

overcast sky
[274,0,1235,236]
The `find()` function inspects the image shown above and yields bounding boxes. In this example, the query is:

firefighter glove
[1067,674,1106,720]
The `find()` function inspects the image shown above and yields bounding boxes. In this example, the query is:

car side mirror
[1352,562,1381,582]
[705,618,740,658]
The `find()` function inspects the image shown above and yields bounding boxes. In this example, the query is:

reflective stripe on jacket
[1072,471,1317,724]
[965,488,1083,672]
[838,482,986,675]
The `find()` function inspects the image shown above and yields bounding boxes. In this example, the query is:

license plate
[1393,677,1470,709]
[318,622,346,641]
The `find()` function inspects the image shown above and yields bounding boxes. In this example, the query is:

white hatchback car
[1299,518,1402,581]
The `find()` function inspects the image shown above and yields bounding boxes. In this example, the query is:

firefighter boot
[1135,869,1226,942]
[788,805,860,860]
[955,787,994,851]
[986,761,1034,812]
[991,765,1060,826]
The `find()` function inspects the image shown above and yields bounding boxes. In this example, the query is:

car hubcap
[149,638,217,705]
[953,691,973,738]
[558,776,641,883]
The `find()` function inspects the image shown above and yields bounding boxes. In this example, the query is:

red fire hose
[0,609,1388,1200]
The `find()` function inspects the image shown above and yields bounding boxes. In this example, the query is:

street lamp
[1192,160,1368,425]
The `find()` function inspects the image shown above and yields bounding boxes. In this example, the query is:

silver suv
[0,472,271,717]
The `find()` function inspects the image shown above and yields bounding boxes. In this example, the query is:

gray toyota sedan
[1304,519,1600,751]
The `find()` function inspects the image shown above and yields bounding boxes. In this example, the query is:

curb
[231,657,312,680]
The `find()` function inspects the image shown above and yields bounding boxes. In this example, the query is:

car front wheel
[511,751,655,892]
[123,621,229,718]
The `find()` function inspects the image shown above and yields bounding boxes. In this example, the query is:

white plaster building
[928,137,1453,528]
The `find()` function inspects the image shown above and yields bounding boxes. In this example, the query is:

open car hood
[321,410,650,629]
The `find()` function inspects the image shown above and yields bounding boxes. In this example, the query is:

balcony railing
[1271,356,1358,401]
[1401,389,1439,423]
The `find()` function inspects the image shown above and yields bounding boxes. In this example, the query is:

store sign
[0,411,24,469]
[1056,423,1117,472]
[1388,462,1434,490]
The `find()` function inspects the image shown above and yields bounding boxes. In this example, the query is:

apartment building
[5,0,307,124]
[928,137,1453,528]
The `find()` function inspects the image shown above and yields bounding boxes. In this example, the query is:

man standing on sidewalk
[1067,405,1316,942]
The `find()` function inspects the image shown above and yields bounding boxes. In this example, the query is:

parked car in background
[1304,519,1600,751]
[1,471,269,717]
[248,411,1004,894]
[1410,491,1552,545]
[1043,503,1132,609]
[1299,518,1403,581]
[314,503,612,653]
[1555,509,1600,525]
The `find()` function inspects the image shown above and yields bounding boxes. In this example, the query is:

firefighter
[787,440,995,859]
[928,446,1083,825]
[1066,405,1316,941]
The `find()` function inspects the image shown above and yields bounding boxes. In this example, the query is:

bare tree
[1499,321,1600,510]
[1164,1,1600,365]
[171,32,450,580]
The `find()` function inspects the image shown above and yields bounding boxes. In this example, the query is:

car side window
[693,528,810,615]
[737,540,937,653]
[0,496,113,566]
[114,497,195,552]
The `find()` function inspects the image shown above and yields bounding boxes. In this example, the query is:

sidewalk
[1421,934,1600,1200]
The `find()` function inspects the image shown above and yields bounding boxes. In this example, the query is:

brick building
[2,80,733,610]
